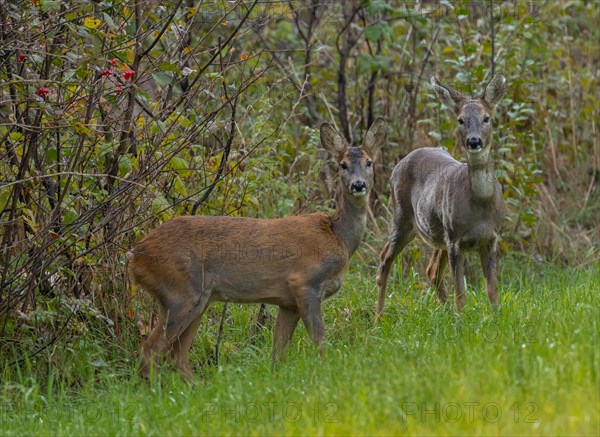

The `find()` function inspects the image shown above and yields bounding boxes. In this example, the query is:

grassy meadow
[2,256,598,436]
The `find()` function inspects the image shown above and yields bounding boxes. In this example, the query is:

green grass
[1,257,599,436]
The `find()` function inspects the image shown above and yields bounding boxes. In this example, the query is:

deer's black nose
[351,180,367,193]
[467,137,483,150]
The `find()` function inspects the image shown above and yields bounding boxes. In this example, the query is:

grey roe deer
[128,120,386,379]
[376,74,507,314]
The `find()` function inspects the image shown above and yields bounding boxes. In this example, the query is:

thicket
[0,0,598,381]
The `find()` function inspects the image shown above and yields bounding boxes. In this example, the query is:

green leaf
[0,188,10,211]
[102,12,117,31]
[40,0,61,12]
[63,208,77,225]
[159,62,182,73]
[357,54,390,73]
[152,72,172,87]
[169,156,190,177]
[46,148,58,163]
[364,22,390,42]
[173,175,187,197]
[118,155,132,177]
[152,195,172,221]
[63,69,77,82]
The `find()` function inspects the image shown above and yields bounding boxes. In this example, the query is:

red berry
[101,69,112,77]
[122,70,135,81]
[108,58,118,66]
[17,54,25,63]
[36,87,49,98]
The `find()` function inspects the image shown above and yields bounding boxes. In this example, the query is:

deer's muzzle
[466,136,483,151]
[350,180,368,197]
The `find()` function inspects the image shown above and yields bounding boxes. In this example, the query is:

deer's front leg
[479,242,499,309]
[448,243,466,310]
[272,306,300,362]
[298,289,325,355]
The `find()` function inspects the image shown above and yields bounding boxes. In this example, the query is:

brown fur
[376,74,507,314]
[129,120,386,379]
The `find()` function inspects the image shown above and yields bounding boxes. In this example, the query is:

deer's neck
[330,192,368,255]
[467,157,497,201]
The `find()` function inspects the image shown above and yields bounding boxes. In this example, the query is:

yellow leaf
[270,3,287,14]
[187,7,196,19]
[240,53,250,61]
[23,209,37,233]
[443,47,453,54]
[83,17,102,29]
[125,48,135,64]
[72,121,92,136]
[208,156,220,172]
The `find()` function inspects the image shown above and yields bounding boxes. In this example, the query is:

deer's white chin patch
[352,191,367,198]
[467,147,483,154]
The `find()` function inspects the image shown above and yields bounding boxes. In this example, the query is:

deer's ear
[362,118,386,161]
[320,123,347,158]
[483,73,507,107]
[431,76,465,113]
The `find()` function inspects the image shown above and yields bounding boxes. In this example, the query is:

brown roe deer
[128,120,386,379]
[376,74,507,315]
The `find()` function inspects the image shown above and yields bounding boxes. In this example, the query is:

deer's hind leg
[167,287,213,379]
[426,249,448,303]
[140,306,167,378]
[141,284,211,379]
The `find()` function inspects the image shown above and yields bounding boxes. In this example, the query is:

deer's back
[391,147,461,188]
[128,214,348,306]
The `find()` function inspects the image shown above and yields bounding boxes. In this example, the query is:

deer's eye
[458,118,465,125]
[483,115,490,123]
[366,160,373,168]
[339,162,348,170]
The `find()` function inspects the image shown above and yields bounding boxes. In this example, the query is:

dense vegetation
[1,0,598,435]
